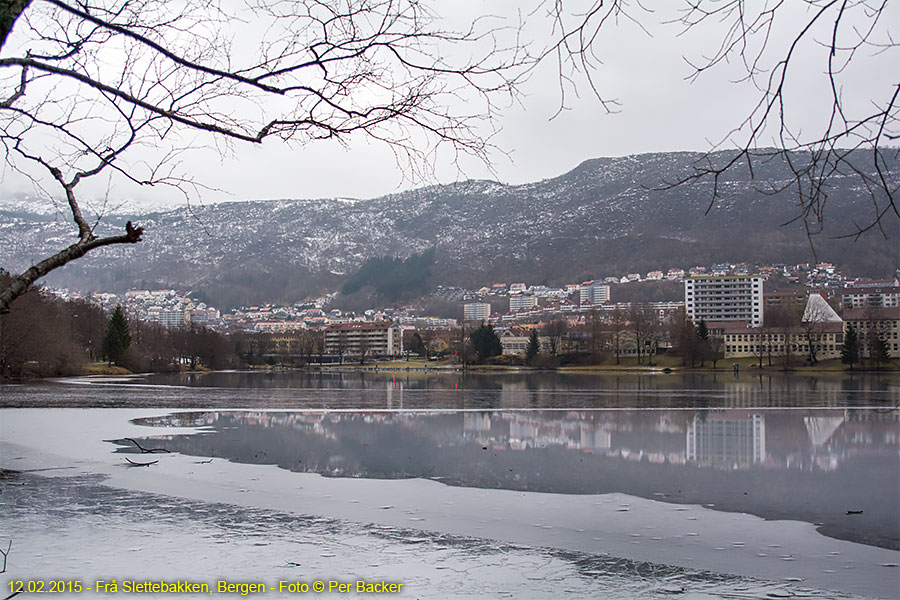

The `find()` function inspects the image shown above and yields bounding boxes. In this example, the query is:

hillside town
[41,260,900,366]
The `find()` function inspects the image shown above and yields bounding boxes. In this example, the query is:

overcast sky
[1,1,895,211]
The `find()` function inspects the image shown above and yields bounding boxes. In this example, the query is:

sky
[1,0,896,211]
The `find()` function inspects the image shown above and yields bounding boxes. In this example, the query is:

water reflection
[7,371,895,409]
[130,407,900,550]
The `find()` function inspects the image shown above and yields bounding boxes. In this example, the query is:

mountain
[1,150,897,308]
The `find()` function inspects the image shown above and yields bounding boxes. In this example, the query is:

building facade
[463,302,491,322]
[509,294,538,312]
[841,283,900,309]
[499,328,550,355]
[685,275,764,327]
[843,307,900,357]
[324,321,403,357]
[579,281,611,305]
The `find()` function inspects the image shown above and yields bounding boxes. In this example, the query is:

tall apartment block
[684,275,764,327]
[579,281,611,305]
[463,302,491,322]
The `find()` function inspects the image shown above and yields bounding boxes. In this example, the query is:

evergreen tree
[695,319,709,341]
[525,329,541,363]
[407,332,426,358]
[841,326,860,369]
[469,323,503,363]
[695,319,710,367]
[101,304,131,366]
[872,335,891,368]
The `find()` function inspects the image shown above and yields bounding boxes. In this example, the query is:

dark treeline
[341,248,435,300]
[0,271,241,379]
[1,272,105,378]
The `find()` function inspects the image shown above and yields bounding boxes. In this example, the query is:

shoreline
[3,361,898,384]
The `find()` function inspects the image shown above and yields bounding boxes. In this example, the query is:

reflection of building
[686,412,766,467]
[463,412,611,453]
[324,321,403,356]
[685,275,764,327]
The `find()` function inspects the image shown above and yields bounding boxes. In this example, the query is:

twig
[0,539,10,573]
[125,458,159,467]
[124,438,170,454]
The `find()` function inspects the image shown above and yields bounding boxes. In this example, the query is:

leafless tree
[0,0,531,313]
[709,335,725,369]
[800,293,836,364]
[668,306,697,367]
[609,306,626,365]
[660,1,898,247]
[357,329,369,364]
[297,330,318,364]
[587,307,606,361]
[628,304,655,364]
[542,317,567,355]
[767,303,801,370]
[546,1,898,246]
[2,1,894,315]
[0,538,10,574]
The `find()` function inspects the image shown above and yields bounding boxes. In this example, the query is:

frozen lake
[1,371,898,598]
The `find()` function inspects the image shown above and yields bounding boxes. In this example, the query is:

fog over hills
[1,150,897,308]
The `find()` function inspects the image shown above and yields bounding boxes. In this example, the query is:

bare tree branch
[0,0,531,311]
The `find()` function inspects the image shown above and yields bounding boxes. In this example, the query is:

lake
[1,371,898,598]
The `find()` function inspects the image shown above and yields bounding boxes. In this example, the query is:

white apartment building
[684,275,764,327]
[841,282,900,309]
[579,281,611,305]
[463,302,492,322]
[324,321,403,356]
[155,309,188,329]
[509,294,538,312]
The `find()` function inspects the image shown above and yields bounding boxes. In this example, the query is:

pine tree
[525,329,540,363]
[840,326,859,369]
[695,319,710,367]
[872,335,891,368]
[469,323,503,363]
[695,319,709,341]
[101,304,131,366]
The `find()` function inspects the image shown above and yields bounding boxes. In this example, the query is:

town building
[463,302,492,322]
[685,275,764,327]
[323,321,403,357]
[499,327,550,355]
[842,307,900,357]
[509,294,538,312]
[841,281,900,309]
[715,293,843,360]
[153,308,188,329]
[764,290,807,306]
[579,281,611,305]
